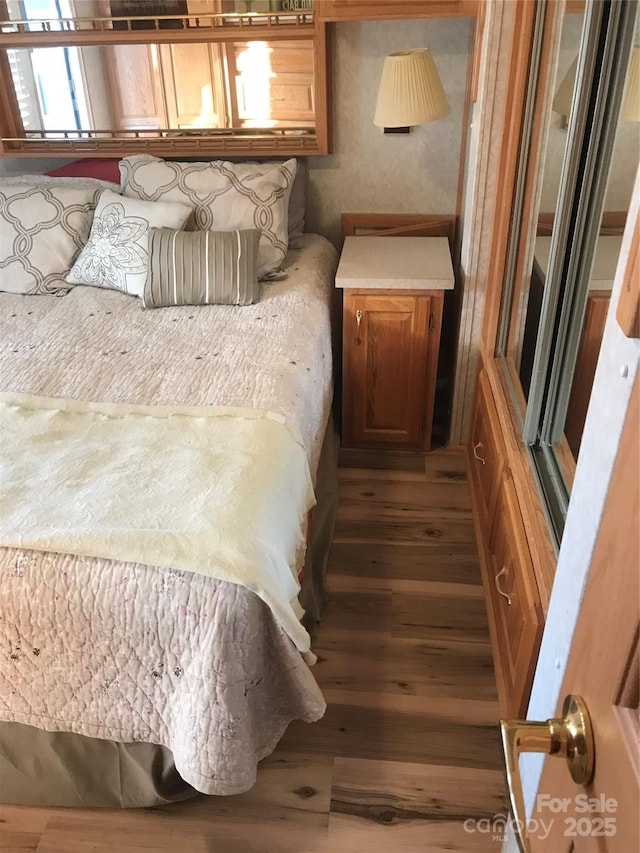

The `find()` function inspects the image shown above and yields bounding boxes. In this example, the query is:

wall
[306,17,472,246]
[0,18,471,249]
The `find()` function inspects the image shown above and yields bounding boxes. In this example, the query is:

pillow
[47,158,121,186]
[0,176,114,296]
[66,189,192,297]
[144,228,261,309]
[119,155,296,279]
[287,159,306,249]
[48,157,305,244]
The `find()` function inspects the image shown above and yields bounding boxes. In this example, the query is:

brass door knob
[500,694,594,853]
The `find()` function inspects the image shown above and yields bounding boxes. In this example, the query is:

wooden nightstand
[336,235,454,451]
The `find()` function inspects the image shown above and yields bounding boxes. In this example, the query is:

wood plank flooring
[0,449,506,852]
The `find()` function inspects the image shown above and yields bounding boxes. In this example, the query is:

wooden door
[160,42,226,129]
[104,44,167,131]
[342,291,431,450]
[528,376,639,851]
[225,40,314,128]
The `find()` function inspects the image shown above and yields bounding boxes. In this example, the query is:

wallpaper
[306,18,473,246]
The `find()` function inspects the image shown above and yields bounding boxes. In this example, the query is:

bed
[0,228,339,807]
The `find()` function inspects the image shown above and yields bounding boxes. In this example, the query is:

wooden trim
[537,209,629,236]
[480,0,538,349]
[341,213,455,243]
[313,20,330,155]
[0,133,323,158]
[449,0,523,445]
[340,288,447,298]
[0,23,314,48]
[616,208,640,338]
[470,0,485,103]
[315,0,480,22]
[455,10,477,225]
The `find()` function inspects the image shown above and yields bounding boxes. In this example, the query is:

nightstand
[336,235,454,451]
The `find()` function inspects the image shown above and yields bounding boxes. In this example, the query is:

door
[104,44,167,130]
[225,40,314,129]
[509,375,639,851]
[342,291,431,450]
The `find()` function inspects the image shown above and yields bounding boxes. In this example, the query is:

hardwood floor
[0,449,506,852]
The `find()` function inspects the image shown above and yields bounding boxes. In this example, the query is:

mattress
[0,234,338,796]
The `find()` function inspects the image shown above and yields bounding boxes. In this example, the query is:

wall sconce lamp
[553,45,639,125]
[374,48,450,134]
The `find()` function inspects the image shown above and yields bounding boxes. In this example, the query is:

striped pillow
[144,228,261,309]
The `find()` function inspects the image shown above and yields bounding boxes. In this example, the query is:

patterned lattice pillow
[119,156,296,279]
[0,176,114,296]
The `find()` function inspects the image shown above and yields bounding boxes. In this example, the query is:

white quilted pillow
[119,155,296,279]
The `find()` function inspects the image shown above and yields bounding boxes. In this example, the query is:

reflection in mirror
[504,10,639,459]
[498,0,638,535]
[560,37,639,464]
[505,10,585,403]
[0,0,324,154]
[6,39,315,137]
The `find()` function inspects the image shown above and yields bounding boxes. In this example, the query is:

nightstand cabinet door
[342,291,440,450]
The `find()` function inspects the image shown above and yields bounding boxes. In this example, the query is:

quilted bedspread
[0,234,337,795]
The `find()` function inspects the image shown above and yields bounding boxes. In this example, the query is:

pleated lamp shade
[621,46,640,121]
[553,47,639,121]
[374,48,450,128]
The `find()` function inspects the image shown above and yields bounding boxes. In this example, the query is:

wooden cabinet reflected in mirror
[102,39,314,132]
[0,0,327,156]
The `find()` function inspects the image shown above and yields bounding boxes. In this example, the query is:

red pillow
[46,158,121,185]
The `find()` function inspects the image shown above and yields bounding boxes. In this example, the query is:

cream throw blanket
[0,393,316,653]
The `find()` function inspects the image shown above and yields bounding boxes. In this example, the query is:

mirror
[0,0,327,156]
[7,40,315,134]
[503,9,586,404]
[497,0,639,537]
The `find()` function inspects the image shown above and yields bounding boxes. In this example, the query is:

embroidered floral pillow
[67,190,192,297]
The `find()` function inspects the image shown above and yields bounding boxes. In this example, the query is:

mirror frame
[0,7,330,158]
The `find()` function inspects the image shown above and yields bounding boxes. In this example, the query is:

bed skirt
[0,419,338,808]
